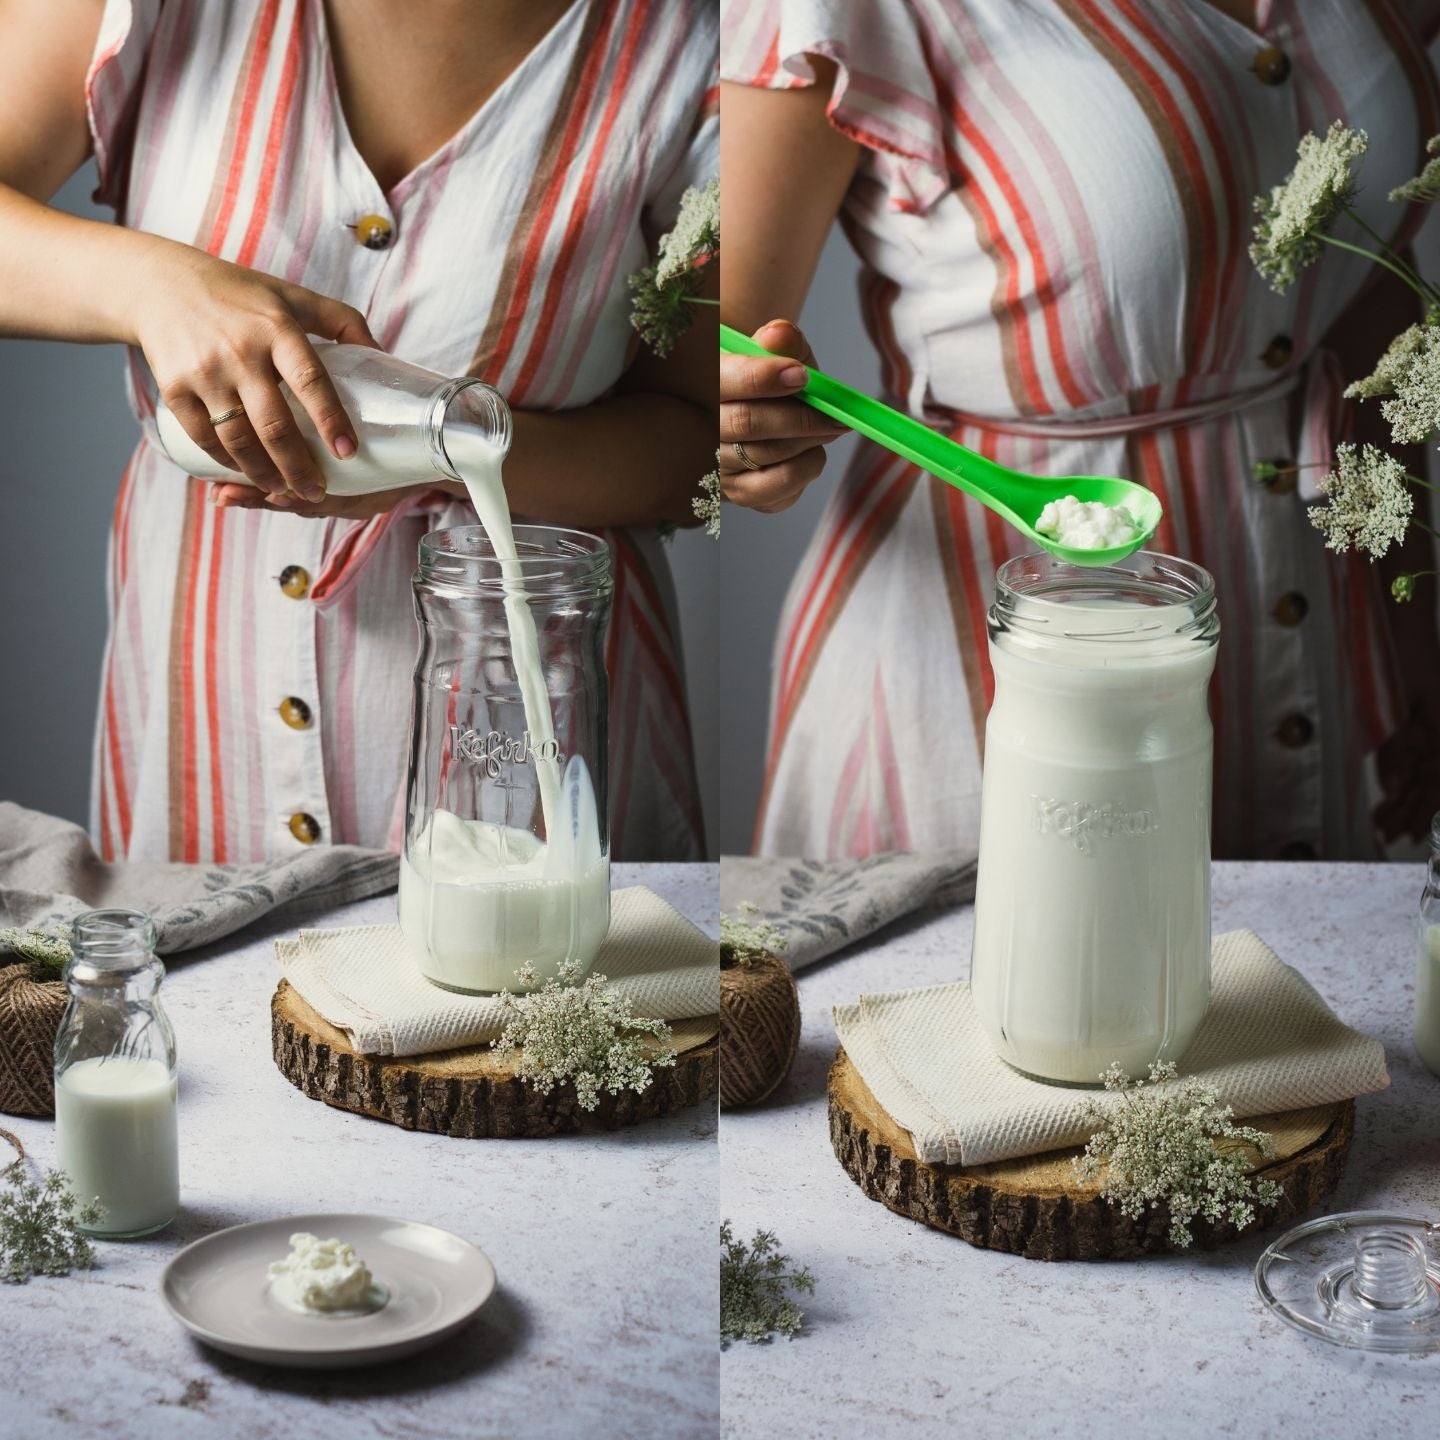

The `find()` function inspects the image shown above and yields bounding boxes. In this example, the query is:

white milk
[397,433,608,991]
[971,594,1217,1084]
[55,1056,178,1236]
[399,809,609,991]
[1035,495,1138,549]
[1416,924,1440,1077]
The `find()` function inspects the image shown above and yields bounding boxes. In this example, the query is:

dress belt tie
[930,369,1301,442]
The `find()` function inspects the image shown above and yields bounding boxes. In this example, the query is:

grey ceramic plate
[161,1213,497,1368]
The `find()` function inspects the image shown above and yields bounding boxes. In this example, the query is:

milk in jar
[970,552,1220,1084]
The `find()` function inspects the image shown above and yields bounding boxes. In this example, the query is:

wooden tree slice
[829,1046,1353,1260]
[272,981,717,1138]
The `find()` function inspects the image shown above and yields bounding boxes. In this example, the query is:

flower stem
[1317,233,1438,304]
[1341,207,1440,306]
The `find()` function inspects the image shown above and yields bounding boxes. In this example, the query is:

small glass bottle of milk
[1415,813,1440,1078]
[53,910,179,1238]
[153,343,512,496]
[399,526,614,994]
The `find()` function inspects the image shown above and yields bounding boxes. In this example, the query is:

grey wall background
[0,165,723,854]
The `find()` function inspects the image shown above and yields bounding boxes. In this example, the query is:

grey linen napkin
[0,802,397,954]
[720,850,977,970]
[836,929,1390,1166]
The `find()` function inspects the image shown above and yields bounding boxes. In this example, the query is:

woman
[720,0,1440,861]
[1,0,717,862]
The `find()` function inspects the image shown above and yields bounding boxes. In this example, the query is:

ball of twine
[720,950,800,1108]
[0,963,67,1117]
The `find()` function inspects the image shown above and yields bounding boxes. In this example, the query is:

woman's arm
[1323,257,1440,843]
[0,0,374,502]
[717,69,861,512]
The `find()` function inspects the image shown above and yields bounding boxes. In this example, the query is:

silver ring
[209,405,246,427]
[732,441,762,471]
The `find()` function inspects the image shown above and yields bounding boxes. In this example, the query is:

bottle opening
[417,525,611,599]
[70,909,158,966]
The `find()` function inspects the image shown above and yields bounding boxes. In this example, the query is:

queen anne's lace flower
[720,902,788,967]
[1390,134,1440,205]
[655,178,719,286]
[720,1222,814,1345]
[1,1165,103,1283]
[694,462,721,538]
[1344,323,1431,400]
[1309,442,1415,558]
[1250,121,1368,292]
[1074,1062,1282,1249]
[1379,325,1440,445]
[493,960,676,1111]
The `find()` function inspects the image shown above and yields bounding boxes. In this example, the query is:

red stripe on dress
[510,0,654,399]
[486,3,624,399]
[177,492,207,862]
[203,0,284,257]
[1112,0,1240,379]
[103,649,133,859]
[201,504,229,861]
[752,31,782,87]
[938,119,1049,416]
[236,0,306,269]
[1070,0,1220,393]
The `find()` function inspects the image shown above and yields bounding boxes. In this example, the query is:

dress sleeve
[85,0,163,209]
[720,0,950,215]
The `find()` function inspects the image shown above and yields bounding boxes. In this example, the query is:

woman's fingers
[285,286,379,349]
[721,435,836,470]
[271,324,359,461]
[720,397,845,447]
[720,444,827,513]
[160,387,249,483]
[236,374,326,501]
[721,350,810,401]
[207,395,290,496]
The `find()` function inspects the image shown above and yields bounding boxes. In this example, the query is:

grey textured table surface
[720,861,1440,1440]
[2,862,719,1440]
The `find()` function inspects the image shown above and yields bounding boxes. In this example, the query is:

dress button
[1276,714,1314,748]
[1260,334,1293,370]
[354,213,393,249]
[1273,592,1309,627]
[1259,457,1298,496]
[1252,46,1291,85]
[279,565,310,599]
[1278,840,1317,861]
[279,696,312,730]
[288,812,321,844]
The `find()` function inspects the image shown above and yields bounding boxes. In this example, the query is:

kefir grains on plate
[267,1233,389,1317]
[1035,495,1138,550]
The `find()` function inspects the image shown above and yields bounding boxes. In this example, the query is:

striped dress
[84,0,717,864]
[722,0,1440,861]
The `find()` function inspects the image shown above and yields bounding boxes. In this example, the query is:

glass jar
[398,525,613,994]
[53,910,179,1238]
[1415,811,1440,1077]
[970,552,1220,1084]
[154,343,512,494]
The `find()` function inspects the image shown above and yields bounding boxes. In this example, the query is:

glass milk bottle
[53,910,179,1237]
[1415,812,1440,1077]
[398,525,613,994]
[970,552,1220,1084]
[154,343,512,494]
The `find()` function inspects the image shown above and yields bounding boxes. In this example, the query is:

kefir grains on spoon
[267,1233,389,1317]
[1035,495,1139,551]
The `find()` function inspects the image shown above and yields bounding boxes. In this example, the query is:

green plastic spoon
[721,324,1162,567]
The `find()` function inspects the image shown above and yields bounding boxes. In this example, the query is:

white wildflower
[493,965,675,1111]
[1390,134,1440,205]
[655,178,719,286]
[1379,325,1440,445]
[1344,323,1430,400]
[694,463,721,538]
[720,902,789,968]
[0,927,71,974]
[1251,122,1368,292]
[1309,442,1414,558]
[1073,1061,1282,1249]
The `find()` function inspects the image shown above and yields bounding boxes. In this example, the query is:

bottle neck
[66,909,163,999]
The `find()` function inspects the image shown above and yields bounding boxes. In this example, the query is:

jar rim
[69,908,157,967]
[417,524,611,597]
[991,550,1218,651]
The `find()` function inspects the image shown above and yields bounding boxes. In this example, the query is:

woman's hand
[719,319,847,513]
[206,480,451,520]
[133,244,377,503]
